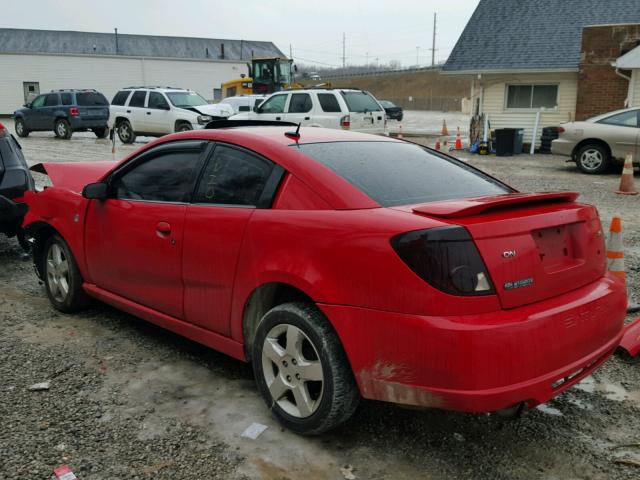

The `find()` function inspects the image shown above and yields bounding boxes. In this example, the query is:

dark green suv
[13,89,110,140]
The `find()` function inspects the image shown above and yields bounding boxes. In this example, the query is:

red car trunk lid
[411,193,607,309]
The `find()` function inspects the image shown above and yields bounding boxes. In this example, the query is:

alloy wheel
[119,123,131,141]
[261,323,324,418]
[46,243,70,303]
[56,122,67,137]
[16,121,24,135]
[580,149,604,171]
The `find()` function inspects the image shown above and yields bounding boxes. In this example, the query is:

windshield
[341,91,383,112]
[166,91,208,108]
[295,141,511,207]
[254,60,292,85]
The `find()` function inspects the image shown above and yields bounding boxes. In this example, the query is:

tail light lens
[391,226,495,296]
[340,115,351,129]
[70,107,79,117]
[0,123,7,138]
[557,127,565,134]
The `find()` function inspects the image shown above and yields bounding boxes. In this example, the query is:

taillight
[0,123,6,137]
[391,226,495,296]
[70,107,79,117]
[340,115,350,129]
[557,127,565,134]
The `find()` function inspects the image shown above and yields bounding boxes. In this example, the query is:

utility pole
[289,44,293,60]
[366,51,369,67]
[431,12,437,67]
[342,32,346,69]
[416,46,420,66]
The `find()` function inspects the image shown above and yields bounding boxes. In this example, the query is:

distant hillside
[300,70,470,111]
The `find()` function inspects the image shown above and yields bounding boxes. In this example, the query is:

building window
[506,84,558,109]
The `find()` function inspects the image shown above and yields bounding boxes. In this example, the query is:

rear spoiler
[412,192,579,219]
[205,120,297,129]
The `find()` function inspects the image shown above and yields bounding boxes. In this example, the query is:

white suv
[109,87,234,143]
[228,88,386,134]
[219,95,266,114]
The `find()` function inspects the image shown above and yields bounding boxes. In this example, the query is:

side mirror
[24,103,32,108]
[160,104,170,110]
[82,182,109,200]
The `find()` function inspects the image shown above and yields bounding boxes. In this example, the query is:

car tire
[92,127,108,138]
[15,118,29,137]
[252,301,360,435]
[54,119,72,139]
[176,122,193,132]
[43,234,90,313]
[576,144,610,174]
[117,120,136,144]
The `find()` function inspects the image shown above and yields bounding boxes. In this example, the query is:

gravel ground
[1,118,640,480]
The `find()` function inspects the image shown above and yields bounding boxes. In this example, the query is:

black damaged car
[379,100,404,121]
[0,122,34,250]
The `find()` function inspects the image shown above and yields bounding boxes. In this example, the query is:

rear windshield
[295,142,511,207]
[76,92,108,106]
[341,91,382,112]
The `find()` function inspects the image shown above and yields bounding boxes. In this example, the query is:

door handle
[304,117,310,120]
[146,112,151,115]
[156,221,171,235]
[276,116,281,121]
[126,110,131,113]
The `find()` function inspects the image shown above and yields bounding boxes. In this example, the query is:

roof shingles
[443,0,640,72]
[0,28,284,61]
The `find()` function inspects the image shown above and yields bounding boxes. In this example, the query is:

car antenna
[285,122,301,141]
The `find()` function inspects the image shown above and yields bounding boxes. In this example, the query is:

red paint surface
[620,317,640,358]
[23,127,628,413]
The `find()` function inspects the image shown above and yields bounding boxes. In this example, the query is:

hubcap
[46,243,70,302]
[57,122,66,137]
[580,149,603,171]
[261,324,324,418]
[16,122,23,134]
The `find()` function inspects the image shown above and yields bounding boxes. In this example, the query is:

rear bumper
[321,274,626,412]
[0,195,27,235]
[69,118,109,130]
[551,138,575,158]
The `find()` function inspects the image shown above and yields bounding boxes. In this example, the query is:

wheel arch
[174,119,193,131]
[241,281,315,360]
[25,221,62,279]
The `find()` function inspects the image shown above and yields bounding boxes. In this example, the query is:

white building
[0,28,284,114]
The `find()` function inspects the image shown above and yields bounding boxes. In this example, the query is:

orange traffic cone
[454,127,462,150]
[398,124,403,139]
[434,138,441,151]
[441,119,449,137]
[607,216,626,282]
[616,153,638,195]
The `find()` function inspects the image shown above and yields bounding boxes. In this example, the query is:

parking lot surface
[1,117,640,480]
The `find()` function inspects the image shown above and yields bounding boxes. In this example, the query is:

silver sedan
[551,108,640,174]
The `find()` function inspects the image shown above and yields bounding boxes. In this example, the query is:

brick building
[576,24,640,120]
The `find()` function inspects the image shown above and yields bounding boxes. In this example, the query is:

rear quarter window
[318,93,342,113]
[111,91,131,106]
[77,92,109,106]
[341,91,382,112]
[295,142,511,207]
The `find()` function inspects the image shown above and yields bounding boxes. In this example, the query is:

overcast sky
[1,0,479,67]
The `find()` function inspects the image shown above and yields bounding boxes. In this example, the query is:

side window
[318,93,342,113]
[61,93,73,105]
[288,93,313,113]
[31,96,46,108]
[148,92,170,110]
[194,145,274,206]
[258,94,287,114]
[129,90,147,108]
[112,149,203,202]
[111,91,131,106]
[598,110,639,128]
[44,94,59,107]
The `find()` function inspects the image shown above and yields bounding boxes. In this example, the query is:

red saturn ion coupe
[23,125,626,435]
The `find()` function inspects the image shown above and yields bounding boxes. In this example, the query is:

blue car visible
[13,89,110,140]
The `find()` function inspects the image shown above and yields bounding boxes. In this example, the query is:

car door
[84,140,208,319]
[284,92,314,125]
[146,92,173,135]
[253,93,289,121]
[595,109,640,160]
[24,94,46,130]
[126,90,149,133]
[41,93,61,130]
[182,143,284,336]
